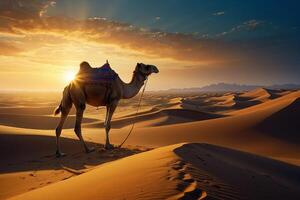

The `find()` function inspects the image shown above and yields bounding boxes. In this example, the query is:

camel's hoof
[56,151,66,158]
[104,143,114,150]
[85,147,95,153]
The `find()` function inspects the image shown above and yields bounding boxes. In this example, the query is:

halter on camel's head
[134,63,159,81]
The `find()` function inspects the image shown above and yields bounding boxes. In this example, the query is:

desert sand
[0,88,299,199]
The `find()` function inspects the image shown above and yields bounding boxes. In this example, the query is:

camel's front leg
[104,100,118,149]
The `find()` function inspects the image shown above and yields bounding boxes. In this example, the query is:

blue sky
[48,0,300,39]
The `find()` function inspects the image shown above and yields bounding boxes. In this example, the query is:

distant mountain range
[166,83,300,93]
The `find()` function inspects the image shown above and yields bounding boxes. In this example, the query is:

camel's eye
[145,65,150,71]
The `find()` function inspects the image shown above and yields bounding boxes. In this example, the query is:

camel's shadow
[0,134,145,174]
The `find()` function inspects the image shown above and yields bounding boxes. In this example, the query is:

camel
[54,61,159,157]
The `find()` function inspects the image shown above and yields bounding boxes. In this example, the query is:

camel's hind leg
[55,85,72,157]
[55,107,70,157]
[70,83,95,153]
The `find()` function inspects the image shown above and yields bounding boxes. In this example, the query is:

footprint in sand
[169,161,207,200]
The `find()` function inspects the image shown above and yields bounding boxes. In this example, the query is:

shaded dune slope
[0,131,144,200]
[256,97,300,143]
[0,133,143,173]
[174,143,300,200]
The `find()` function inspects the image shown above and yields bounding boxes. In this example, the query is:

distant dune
[239,88,280,101]
[182,87,288,113]
[84,108,223,128]
[165,83,300,93]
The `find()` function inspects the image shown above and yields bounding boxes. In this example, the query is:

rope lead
[118,77,148,148]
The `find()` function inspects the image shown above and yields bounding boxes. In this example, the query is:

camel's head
[135,63,159,77]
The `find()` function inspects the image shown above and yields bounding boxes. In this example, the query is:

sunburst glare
[64,70,77,82]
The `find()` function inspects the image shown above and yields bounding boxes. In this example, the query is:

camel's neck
[121,72,146,99]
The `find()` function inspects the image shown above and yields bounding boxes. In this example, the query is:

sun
[64,70,77,82]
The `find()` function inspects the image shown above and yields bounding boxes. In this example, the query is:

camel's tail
[54,84,72,116]
[54,104,62,116]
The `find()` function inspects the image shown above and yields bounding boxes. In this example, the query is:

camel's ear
[137,63,141,68]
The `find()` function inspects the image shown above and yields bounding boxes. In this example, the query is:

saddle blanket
[76,62,118,84]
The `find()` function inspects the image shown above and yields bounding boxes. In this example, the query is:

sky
[0,0,299,91]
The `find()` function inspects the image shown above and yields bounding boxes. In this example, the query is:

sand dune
[181,88,286,114]
[0,89,299,200]
[0,106,57,115]
[175,143,300,199]
[181,92,254,113]
[8,143,300,200]
[0,127,145,200]
[7,144,184,200]
[104,90,300,165]
[120,97,183,117]
[0,106,77,116]
[256,97,300,143]
[84,108,223,128]
[238,88,280,102]
[0,114,97,130]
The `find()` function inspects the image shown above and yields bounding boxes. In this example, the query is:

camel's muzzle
[152,66,159,73]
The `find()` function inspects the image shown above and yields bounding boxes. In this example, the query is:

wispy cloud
[0,41,23,56]
[217,19,265,37]
[0,0,55,19]
[238,19,265,31]
[213,11,225,16]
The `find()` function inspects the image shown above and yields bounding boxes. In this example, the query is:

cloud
[238,19,265,31]
[0,1,241,64]
[0,41,23,55]
[0,0,55,19]
[155,16,161,20]
[217,19,265,37]
[213,11,225,16]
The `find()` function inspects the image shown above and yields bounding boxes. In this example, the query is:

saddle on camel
[75,60,118,105]
[77,60,118,84]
